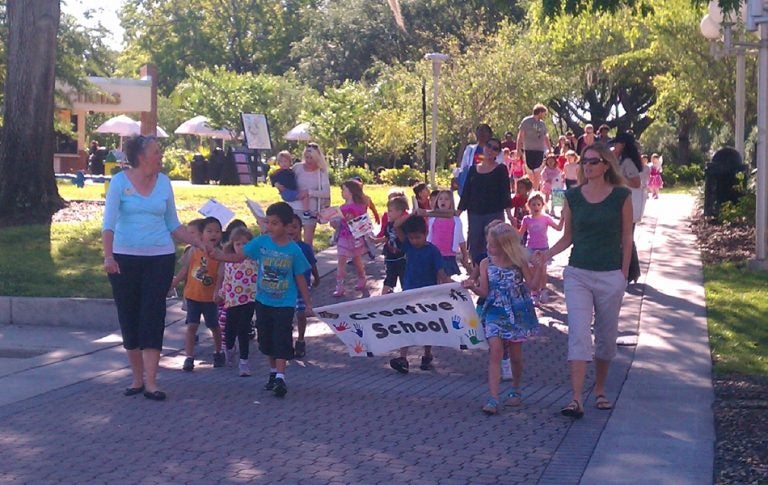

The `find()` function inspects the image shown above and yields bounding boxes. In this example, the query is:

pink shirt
[521,214,554,249]
[427,217,465,256]
[428,217,460,256]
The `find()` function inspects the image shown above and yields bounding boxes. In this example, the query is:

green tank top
[565,186,630,271]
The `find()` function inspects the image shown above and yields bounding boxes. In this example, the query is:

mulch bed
[690,212,768,484]
[52,200,104,224]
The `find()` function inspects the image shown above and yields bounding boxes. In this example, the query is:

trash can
[190,153,208,185]
[103,153,118,198]
[703,147,746,218]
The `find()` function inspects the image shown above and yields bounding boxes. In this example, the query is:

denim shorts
[383,259,406,289]
[186,299,219,330]
[255,301,295,360]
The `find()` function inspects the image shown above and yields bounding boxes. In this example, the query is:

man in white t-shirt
[516,104,553,189]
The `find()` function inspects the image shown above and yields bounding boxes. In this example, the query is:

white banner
[314,283,487,356]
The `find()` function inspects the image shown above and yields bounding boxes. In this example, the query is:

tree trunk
[0,0,65,226]
[677,107,698,166]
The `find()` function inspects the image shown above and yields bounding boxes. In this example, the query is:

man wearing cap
[516,104,552,190]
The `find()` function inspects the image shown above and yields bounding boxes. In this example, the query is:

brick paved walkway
[0,212,657,484]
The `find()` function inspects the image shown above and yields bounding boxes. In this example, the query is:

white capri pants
[563,266,626,361]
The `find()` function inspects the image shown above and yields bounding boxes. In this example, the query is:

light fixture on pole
[424,53,450,186]
[701,4,749,159]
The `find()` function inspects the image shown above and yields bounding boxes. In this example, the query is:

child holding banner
[332,179,371,297]
[375,196,409,295]
[210,202,313,398]
[389,215,451,373]
[462,223,539,415]
[426,190,471,277]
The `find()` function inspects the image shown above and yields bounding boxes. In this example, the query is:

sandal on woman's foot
[143,390,167,401]
[595,394,613,410]
[503,387,522,407]
[561,399,584,419]
[482,397,500,415]
[123,385,144,396]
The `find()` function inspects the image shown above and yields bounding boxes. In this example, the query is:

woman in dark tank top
[535,142,633,419]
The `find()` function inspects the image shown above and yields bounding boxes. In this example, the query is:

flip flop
[560,399,584,419]
[123,385,144,396]
[595,394,613,410]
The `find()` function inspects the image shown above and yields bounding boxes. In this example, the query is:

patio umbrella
[284,122,312,141]
[174,115,234,139]
[94,115,140,136]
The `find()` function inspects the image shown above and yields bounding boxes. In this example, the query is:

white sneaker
[239,360,251,377]
[501,358,513,381]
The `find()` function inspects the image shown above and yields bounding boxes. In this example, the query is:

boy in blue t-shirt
[389,214,450,374]
[288,214,319,358]
[211,202,313,398]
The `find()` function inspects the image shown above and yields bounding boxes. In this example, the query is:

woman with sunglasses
[289,143,331,249]
[457,137,513,264]
[103,135,204,401]
[536,142,632,419]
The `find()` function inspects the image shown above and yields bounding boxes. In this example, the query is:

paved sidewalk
[0,194,713,484]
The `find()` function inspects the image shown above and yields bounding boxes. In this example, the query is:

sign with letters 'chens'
[314,283,487,356]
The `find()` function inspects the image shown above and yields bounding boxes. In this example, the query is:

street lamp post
[424,53,450,187]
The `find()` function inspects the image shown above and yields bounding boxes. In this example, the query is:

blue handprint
[451,315,463,330]
[352,323,364,338]
[466,328,481,345]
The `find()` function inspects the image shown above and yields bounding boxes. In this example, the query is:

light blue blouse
[102,171,181,256]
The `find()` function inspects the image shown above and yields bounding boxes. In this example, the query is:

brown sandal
[561,399,584,419]
[595,394,613,410]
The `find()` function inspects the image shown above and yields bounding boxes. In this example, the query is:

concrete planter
[0,297,118,330]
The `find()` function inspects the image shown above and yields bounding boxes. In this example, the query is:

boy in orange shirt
[170,217,225,371]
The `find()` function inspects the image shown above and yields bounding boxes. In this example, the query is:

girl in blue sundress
[463,222,540,415]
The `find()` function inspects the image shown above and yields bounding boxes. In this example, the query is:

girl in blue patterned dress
[463,222,540,414]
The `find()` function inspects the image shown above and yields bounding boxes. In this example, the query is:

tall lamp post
[701,0,768,268]
[424,53,450,186]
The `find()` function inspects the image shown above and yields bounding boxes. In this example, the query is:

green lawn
[704,262,768,375]
[0,181,405,298]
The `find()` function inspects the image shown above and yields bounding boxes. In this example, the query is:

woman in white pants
[537,142,633,418]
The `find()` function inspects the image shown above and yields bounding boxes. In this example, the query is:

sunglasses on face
[580,157,603,166]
